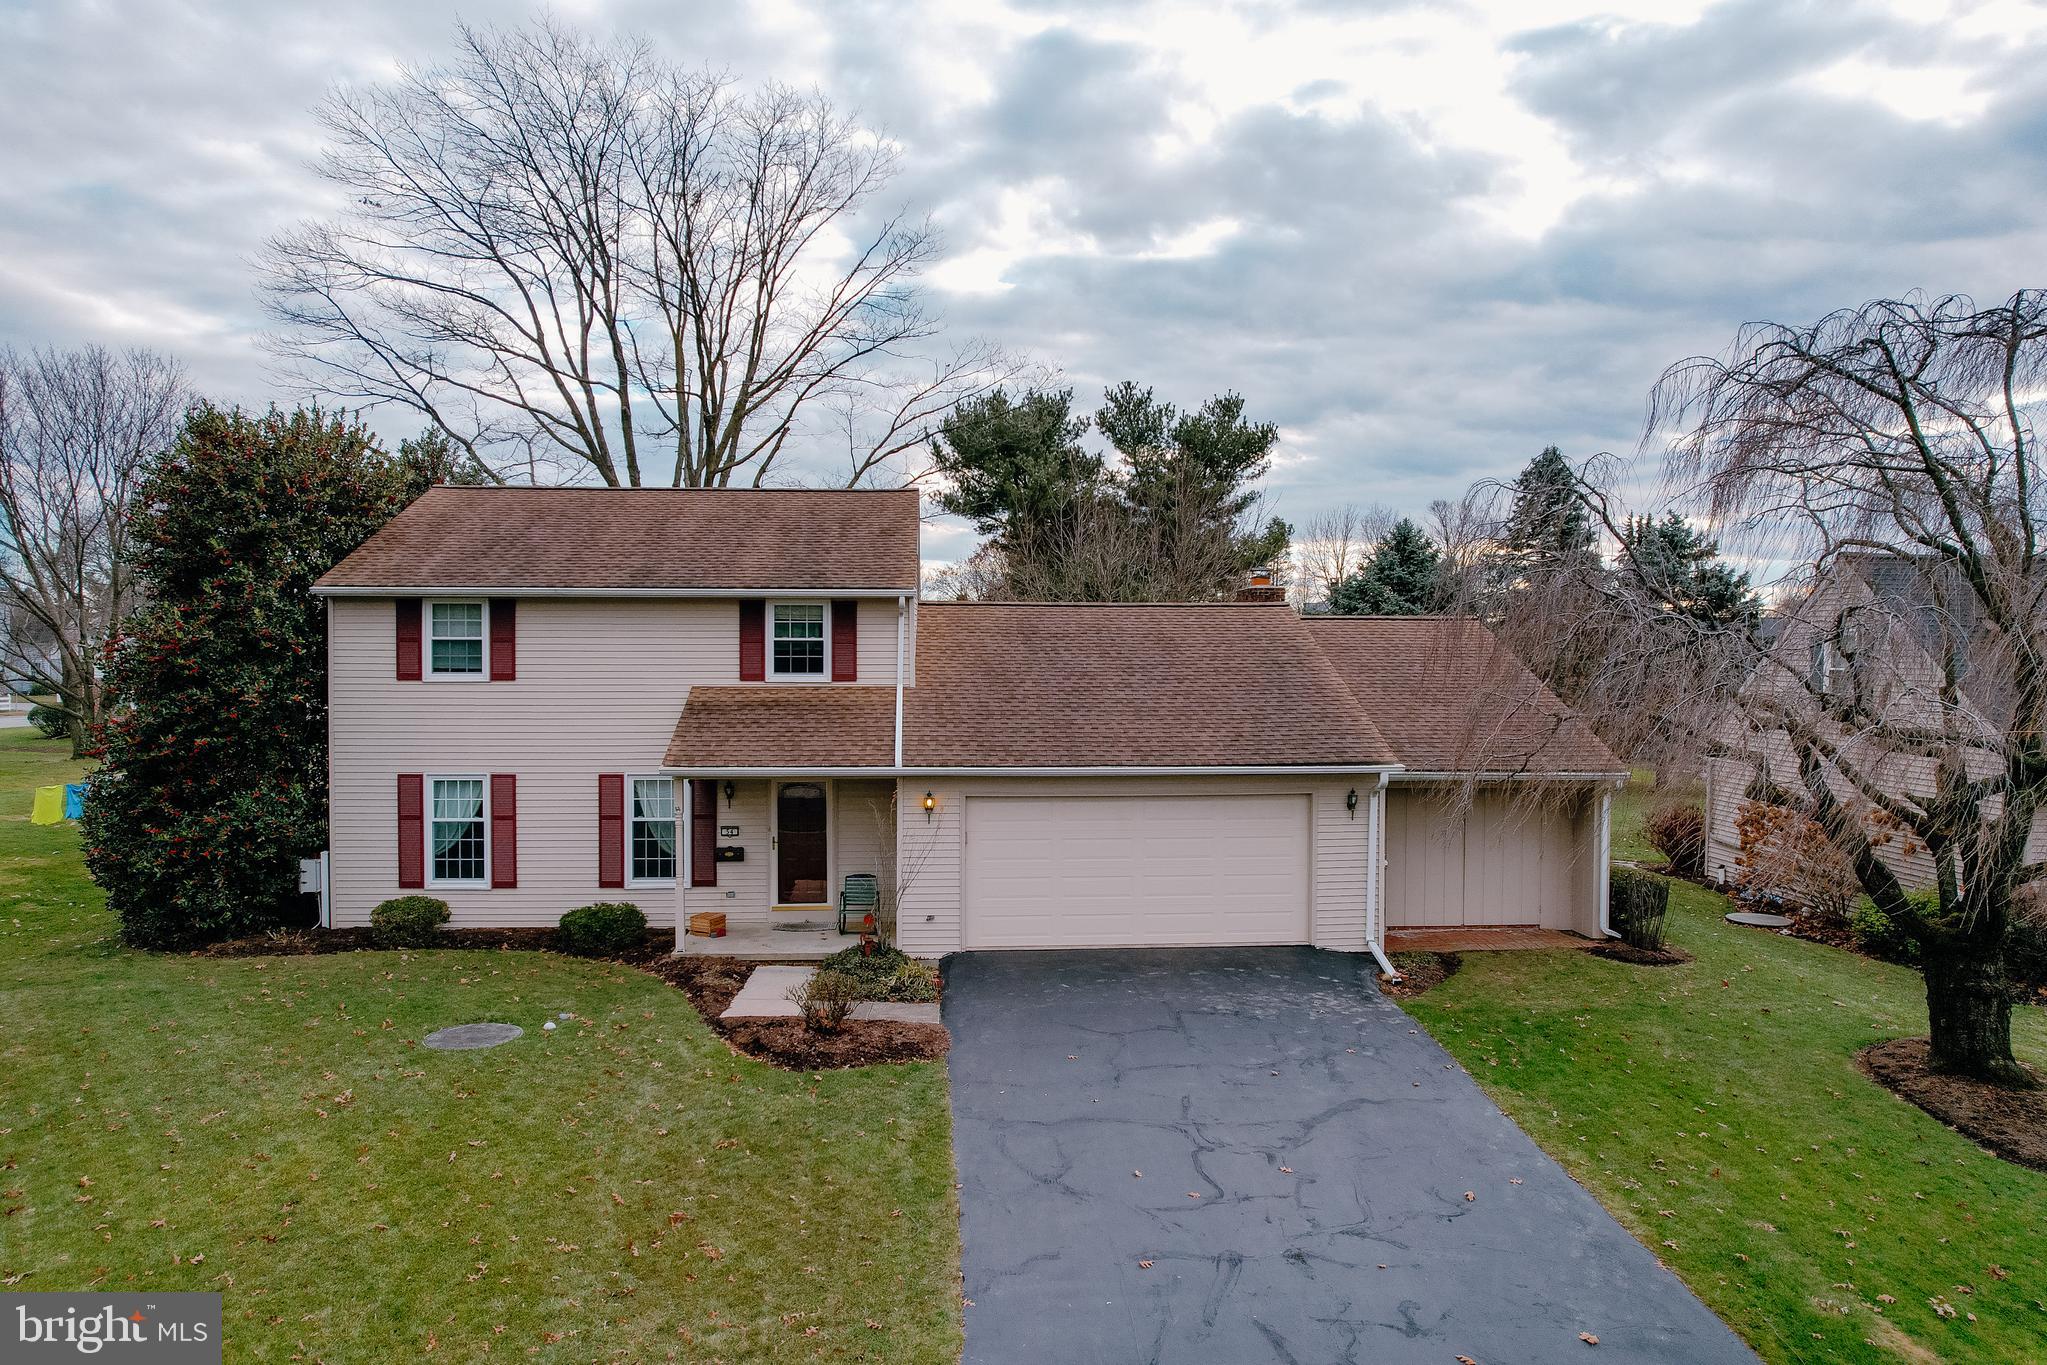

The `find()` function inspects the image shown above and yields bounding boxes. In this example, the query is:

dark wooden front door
[776,782,828,905]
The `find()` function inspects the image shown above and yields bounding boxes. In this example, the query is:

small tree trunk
[1921,938,2033,1087]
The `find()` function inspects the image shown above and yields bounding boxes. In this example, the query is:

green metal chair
[839,873,880,935]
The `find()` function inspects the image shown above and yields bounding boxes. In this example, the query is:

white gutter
[661,764,1405,778]
[310,584,916,599]
[1393,770,1632,783]
[893,595,906,768]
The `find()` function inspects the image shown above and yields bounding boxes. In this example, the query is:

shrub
[817,944,939,1002]
[556,901,647,957]
[370,895,450,948]
[1733,801,1858,922]
[2006,882,2047,991]
[1609,866,1671,951]
[1643,802,1705,878]
[27,704,67,739]
[1848,896,1924,966]
[788,969,860,1033]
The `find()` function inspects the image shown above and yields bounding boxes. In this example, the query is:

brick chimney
[1233,567,1287,604]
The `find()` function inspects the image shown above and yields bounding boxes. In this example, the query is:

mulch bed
[648,955,948,1070]
[1588,942,1695,966]
[1378,951,1460,999]
[1858,1038,2047,1174]
[197,928,948,1071]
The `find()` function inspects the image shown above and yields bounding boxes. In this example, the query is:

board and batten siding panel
[330,597,737,928]
[1385,785,1602,933]
[893,775,1371,957]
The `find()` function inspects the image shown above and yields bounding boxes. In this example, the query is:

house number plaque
[720,825,739,838]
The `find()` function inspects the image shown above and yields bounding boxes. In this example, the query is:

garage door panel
[964,794,1310,949]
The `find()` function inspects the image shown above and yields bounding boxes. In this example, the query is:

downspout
[893,595,907,769]
[1595,780,1620,939]
[1365,771,1399,978]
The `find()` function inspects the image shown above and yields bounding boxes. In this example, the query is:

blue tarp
[62,782,85,819]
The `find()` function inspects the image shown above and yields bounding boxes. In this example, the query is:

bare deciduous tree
[1292,502,1395,607]
[262,18,1013,488]
[1565,290,2047,1085]
[0,345,190,754]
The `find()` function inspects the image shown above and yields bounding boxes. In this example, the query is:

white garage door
[962,794,1311,949]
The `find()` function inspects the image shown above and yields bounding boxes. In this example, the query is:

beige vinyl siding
[893,776,1373,957]
[1383,784,1602,935]
[330,596,913,931]
[681,779,770,924]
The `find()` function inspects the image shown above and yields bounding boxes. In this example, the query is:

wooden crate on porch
[687,911,727,938]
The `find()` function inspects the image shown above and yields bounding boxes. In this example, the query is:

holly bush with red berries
[84,406,423,948]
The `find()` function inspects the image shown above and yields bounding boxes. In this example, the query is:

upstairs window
[630,777,677,883]
[429,601,486,677]
[430,777,487,884]
[770,602,826,677]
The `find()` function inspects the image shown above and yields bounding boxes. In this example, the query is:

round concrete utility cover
[423,1022,524,1050]
[1724,911,1794,928]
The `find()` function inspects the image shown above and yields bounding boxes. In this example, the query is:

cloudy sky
[3,0,2044,563]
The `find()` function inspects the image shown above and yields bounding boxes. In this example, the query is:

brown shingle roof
[1305,616,1624,775]
[316,487,921,591]
[665,602,1398,769]
[667,687,896,768]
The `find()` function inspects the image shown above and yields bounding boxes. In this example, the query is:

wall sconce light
[1345,787,1359,818]
[922,790,937,822]
[722,780,735,804]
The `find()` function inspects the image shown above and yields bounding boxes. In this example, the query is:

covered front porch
[672,772,900,953]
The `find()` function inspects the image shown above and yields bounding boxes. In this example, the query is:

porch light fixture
[922,790,937,822]
[1345,787,1359,817]
[722,780,735,804]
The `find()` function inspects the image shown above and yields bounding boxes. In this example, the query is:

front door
[776,782,829,905]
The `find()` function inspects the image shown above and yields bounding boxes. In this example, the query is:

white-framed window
[429,776,488,885]
[769,601,828,678]
[428,600,487,678]
[629,776,677,884]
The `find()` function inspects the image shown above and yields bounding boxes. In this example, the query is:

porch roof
[667,686,896,769]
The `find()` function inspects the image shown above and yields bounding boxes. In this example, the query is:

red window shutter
[831,600,858,681]
[490,774,517,888]
[489,600,516,681]
[738,600,765,681]
[397,774,424,888]
[690,779,718,887]
[395,600,422,681]
[598,773,625,888]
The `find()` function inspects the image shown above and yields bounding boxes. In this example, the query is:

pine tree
[1620,512,1760,630]
[82,406,421,947]
[1327,518,1442,615]
[1501,445,1595,567]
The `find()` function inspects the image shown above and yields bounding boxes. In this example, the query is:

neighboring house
[1702,552,2047,889]
[314,487,1627,966]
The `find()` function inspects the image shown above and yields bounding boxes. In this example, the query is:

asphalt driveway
[943,948,1759,1365]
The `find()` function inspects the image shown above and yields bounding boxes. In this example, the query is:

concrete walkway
[944,948,1759,1365]
[719,964,942,1025]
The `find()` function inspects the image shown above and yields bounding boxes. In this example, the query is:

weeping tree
[262,18,1016,487]
[1568,291,2047,1085]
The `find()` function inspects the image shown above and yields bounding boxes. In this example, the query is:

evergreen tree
[1327,518,1442,615]
[1501,445,1595,567]
[82,406,421,947]
[1619,512,1760,630]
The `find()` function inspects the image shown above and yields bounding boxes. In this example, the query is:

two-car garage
[958,793,1313,949]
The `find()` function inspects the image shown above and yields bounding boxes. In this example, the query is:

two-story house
[314,486,1626,967]
[1702,551,2047,890]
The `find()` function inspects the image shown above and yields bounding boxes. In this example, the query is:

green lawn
[0,728,961,1363]
[1404,876,2047,1364]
